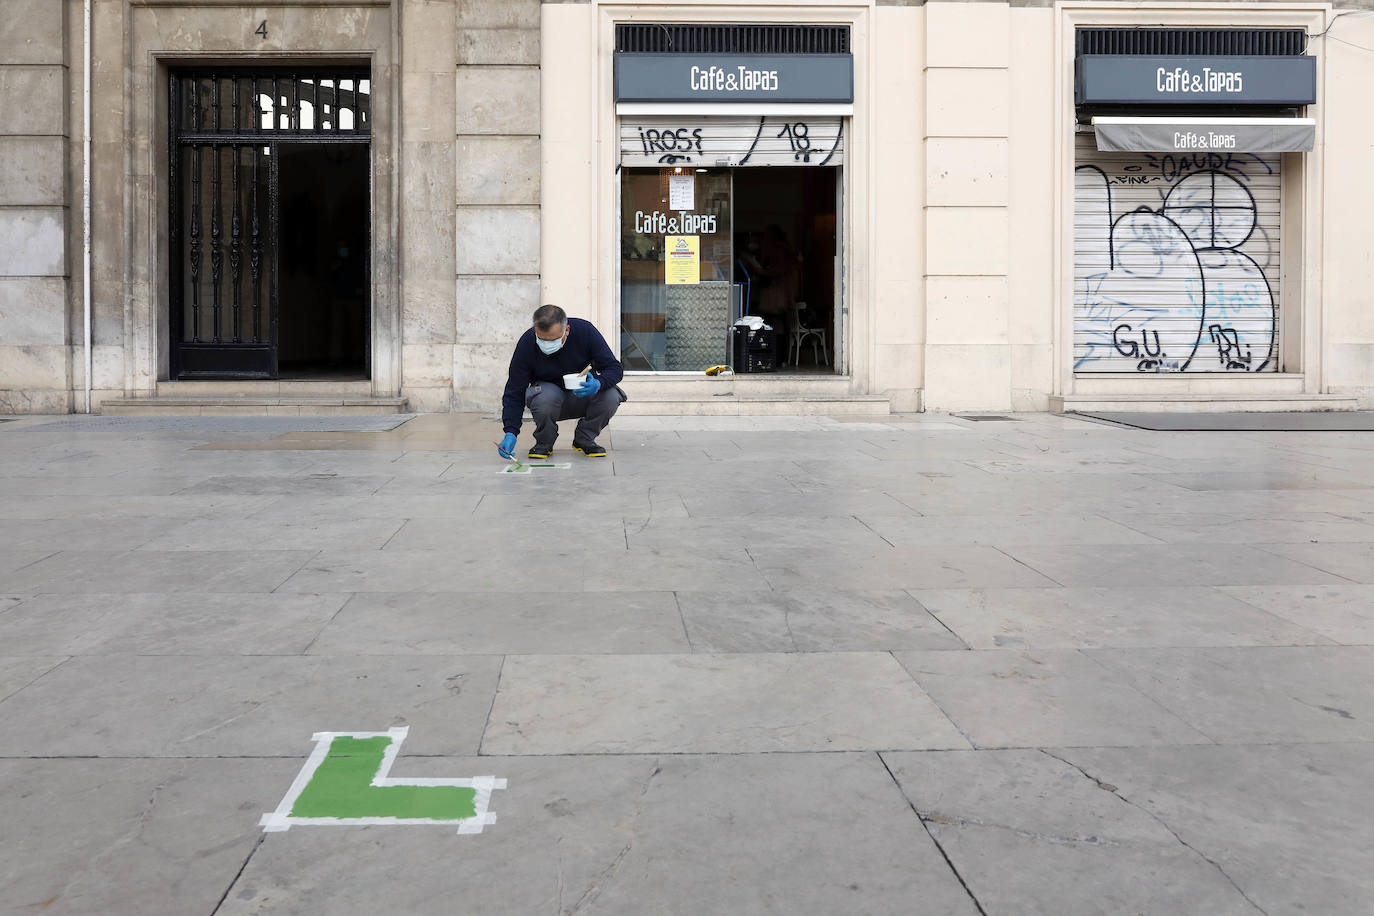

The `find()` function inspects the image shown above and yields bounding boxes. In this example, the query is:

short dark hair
[533,304,567,333]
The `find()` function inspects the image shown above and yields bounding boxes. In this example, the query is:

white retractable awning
[1092,116,1315,153]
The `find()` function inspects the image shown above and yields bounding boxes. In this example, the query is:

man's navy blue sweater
[502,317,624,434]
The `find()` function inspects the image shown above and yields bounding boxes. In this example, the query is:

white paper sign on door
[668,174,695,211]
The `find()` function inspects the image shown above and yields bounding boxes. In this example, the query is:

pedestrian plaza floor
[1,410,1371,914]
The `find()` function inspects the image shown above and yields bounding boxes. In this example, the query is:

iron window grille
[616,24,850,55]
[1076,28,1307,57]
[167,68,370,376]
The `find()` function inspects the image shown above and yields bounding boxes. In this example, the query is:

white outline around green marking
[260,727,506,835]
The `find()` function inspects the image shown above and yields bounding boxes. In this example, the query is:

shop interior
[619,166,838,373]
[733,168,837,372]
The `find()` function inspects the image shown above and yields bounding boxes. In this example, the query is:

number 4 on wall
[256,20,269,40]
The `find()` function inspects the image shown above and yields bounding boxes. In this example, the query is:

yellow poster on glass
[664,235,700,285]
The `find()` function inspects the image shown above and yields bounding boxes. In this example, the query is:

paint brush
[493,442,525,472]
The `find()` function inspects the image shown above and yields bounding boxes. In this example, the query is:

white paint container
[563,373,586,390]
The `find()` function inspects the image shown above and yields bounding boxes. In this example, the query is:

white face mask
[536,336,564,355]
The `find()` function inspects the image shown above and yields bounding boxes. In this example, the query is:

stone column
[0,0,71,413]
[452,0,541,411]
[921,1,1012,412]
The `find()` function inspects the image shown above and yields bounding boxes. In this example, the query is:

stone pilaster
[400,0,461,411]
[451,0,542,412]
[0,0,71,413]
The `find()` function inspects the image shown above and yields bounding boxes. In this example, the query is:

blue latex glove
[574,374,601,399]
[497,433,517,458]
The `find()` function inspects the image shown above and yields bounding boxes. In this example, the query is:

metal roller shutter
[1073,132,1282,373]
[619,115,843,168]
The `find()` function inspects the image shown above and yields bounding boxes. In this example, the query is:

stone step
[622,375,855,398]
[98,396,409,416]
[1052,393,1361,414]
[619,395,891,416]
[157,379,375,397]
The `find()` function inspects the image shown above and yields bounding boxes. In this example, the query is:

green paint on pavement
[289,736,477,820]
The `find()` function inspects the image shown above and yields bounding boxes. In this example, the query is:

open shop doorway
[733,167,838,372]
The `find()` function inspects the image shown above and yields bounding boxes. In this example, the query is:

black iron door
[169,68,371,378]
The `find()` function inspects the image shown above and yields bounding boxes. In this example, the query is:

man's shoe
[528,443,553,460]
[572,440,607,458]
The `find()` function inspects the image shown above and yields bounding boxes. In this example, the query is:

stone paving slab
[855,512,1163,547]
[0,548,58,577]
[305,591,690,656]
[623,514,889,552]
[382,516,631,554]
[1220,583,1374,644]
[1060,743,1374,915]
[0,593,349,656]
[138,516,409,552]
[246,491,484,520]
[1105,511,1374,545]
[675,588,967,653]
[1253,541,1374,584]
[749,545,1060,590]
[482,653,971,754]
[911,586,1332,649]
[894,649,1213,748]
[1,756,296,915]
[676,587,967,650]
[0,654,502,757]
[0,492,277,520]
[0,517,171,551]
[882,749,1261,915]
[1089,646,1374,743]
[0,655,66,702]
[218,753,978,916]
[999,542,1349,588]
[0,549,319,594]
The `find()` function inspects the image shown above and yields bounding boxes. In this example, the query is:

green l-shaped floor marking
[260,728,505,835]
[498,461,572,474]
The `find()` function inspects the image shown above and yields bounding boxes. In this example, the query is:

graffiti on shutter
[619,116,843,168]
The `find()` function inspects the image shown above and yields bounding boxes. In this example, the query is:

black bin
[730,325,777,373]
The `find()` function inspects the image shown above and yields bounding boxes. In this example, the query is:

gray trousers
[525,381,625,446]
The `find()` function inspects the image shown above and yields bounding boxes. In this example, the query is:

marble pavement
[0,411,1371,914]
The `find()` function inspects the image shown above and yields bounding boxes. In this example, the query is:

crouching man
[497,305,626,460]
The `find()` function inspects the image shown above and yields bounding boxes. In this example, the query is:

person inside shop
[757,224,802,320]
[496,304,625,460]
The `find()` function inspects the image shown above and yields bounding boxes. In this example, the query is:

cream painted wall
[539,2,596,323]
[870,4,924,412]
[920,1,1013,412]
[1319,10,1374,406]
[1007,5,1056,412]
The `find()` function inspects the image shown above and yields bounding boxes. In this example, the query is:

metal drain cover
[955,414,1017,422]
